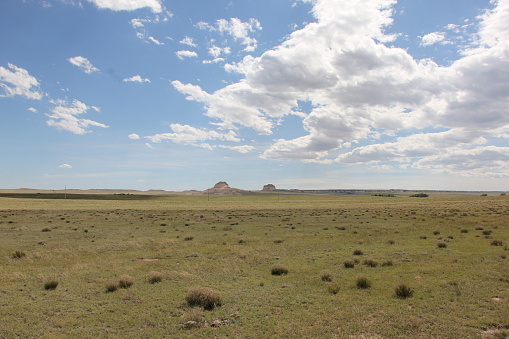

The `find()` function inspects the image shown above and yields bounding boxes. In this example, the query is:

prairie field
[0,194,508,338]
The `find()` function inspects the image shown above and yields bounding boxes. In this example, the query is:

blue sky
[1,0,509,191]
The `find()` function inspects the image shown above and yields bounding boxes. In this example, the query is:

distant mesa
[213,181,230,189]
[205,181,244,195]
[262,184,276,191]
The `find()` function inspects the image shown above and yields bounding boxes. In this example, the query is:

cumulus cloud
[146,123,240,145]
[148,36,164,45]
[27,107,38,113]
[123,75,151,83]
[169,0,509,177]
[0,63,43,100]
[87,0,162,13]
[176,50,198,60]
[197,17,262,51]
[45,99,108,134]
[59,164,72,169]
[180,36,197,47]
[68,56,99,74]
[420,32,447,46]
[128,133,140,139]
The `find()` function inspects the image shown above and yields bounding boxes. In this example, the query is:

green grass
[0,194,508,337]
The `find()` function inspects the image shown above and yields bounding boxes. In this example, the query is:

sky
[1,0,509,191]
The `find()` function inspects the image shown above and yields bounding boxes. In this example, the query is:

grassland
[1,194,508,338]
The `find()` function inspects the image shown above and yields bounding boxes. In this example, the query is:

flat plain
[0,193,508,338]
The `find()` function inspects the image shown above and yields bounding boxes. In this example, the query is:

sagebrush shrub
[147,271,163,284]
[437,240,448,248]
[327,284,341,294]
[105,281,118,293]
[44,280,59,290]
[118,275,134,289]
[185,287,222,310]
[320,271,333,282]
[12,250,26,259]
[395,283,414,299]
[344,260,355,268]
[356,276,371,289]
[271,264,289,276]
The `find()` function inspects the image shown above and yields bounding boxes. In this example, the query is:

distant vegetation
[410,193,429,197]
[1,193,508,337]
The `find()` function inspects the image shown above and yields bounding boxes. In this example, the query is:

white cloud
[176,50,198,60]
[59,164,73,169]
[219,145,256,153]
[123,75,151,83]
[128,133,140,139]
[148,36,164,45]
[68,56,99,74]
[169,0,509,177]
[146,124,240,148]
[45,99,108,135]
[203,58,225,64]
[27,107,38,113]
[420,32,447,46]
[198,17,262,51]
[0,63,43,100]
[180,36,197,47]
[87,0,162,12]
[208,46,231,58]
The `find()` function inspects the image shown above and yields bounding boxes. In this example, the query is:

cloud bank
[168,0,509,177]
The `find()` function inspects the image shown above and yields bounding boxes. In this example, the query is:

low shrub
[147,271,163,284]
[327,284,341,294]
[271,264,289,276]
[105,281,118,293]
[394,283,414,299]
[12,250,26,259]
[363,259,378,267]
[483,230,492,235]
[381,260,393,267]
[491,240,503,246]
[344,260,355,268]
[185,287,222,310]
[460,229,468,233]
[320,271,333,282]
[41,227,52,232]
[437,240,448,248]
[356,277,371,289]
[433,231,441,235]
[44,280,59,290]
[353,249,363,256]
[118,275,134,289]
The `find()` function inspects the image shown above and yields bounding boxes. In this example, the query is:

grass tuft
[44,280,59,290]
[327,283,341,294]
[353,249,363,255]
[118,275,134,289]
[344,260,355,268]
[320,271,333,282]
[185,287,222,310]
[12,250,26,259]
[271,264,289,276]
[394,283,414,299]
[356,276,371,289]
[105,280,118,293]
[437,240,448,248]
[147,271,163,284]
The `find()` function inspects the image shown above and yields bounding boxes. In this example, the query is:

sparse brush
[147,271,163,284]
[41,227,52,232]
[381,260,393,267]
[273,239,284,244]
[44,280,59,290]
[353,249,363,255]
[344,260,355,268]
[271,264,289,276]
[387,240,395,245]
[105,280,118,293]
[437,240,448,248]
[433,231,441,235]
[356,276,371,289]
[184,236,194,241]
[420,235,427,239]
[320,271,333,282]
[118,275,134,289]
[185,287,222,310]
[482,230,492,235]
[12,250,26,259]
[491,240,503,246]
[460,229,468,233]
[327,283,341,294]
[394,283,414,299]
[363,259,378,267]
